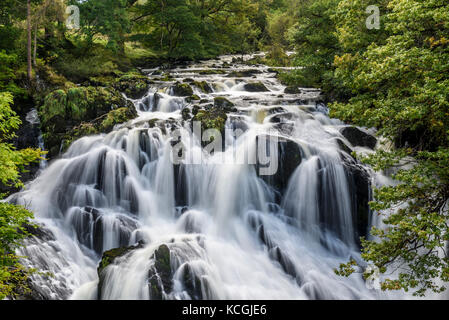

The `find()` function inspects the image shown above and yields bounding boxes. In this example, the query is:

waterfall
[10,55,408,300]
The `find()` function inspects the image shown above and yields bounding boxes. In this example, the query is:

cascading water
[10,54,409,300]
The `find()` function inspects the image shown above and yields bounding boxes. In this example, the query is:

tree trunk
[33,23,37,67]
[27,0,32,83]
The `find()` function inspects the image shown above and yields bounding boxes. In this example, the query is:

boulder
[192,81,213,93]
[171,82,193,97]
[213,97,236,112]
[284,86,301,94]
[244,82,269,92]
[340,126,377,149]
[256,135,303,196]
[148,244,173,300]
[114,73,150,99]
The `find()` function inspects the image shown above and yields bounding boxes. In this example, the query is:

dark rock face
[284,86,301,94]
[114,73,150,99]
[170,82,194,97]
[340,126,377,149]
[346,163,371,244]
[213,97,236,112]
[148,244,173,300]
[227,69,262,78]
[192,81,213,93]
[244,82,269,92]
[256,135,303,196]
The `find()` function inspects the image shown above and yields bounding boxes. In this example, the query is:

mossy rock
[148,244,173,300]
[226,69,262,78]
[182,108,192,121]
[97,242,145,299]
[114,72,150,99]
[197,69,227,75]
[214,97,235,111]
[284,86,301,94]
[100,107,138,133]
[39,86,136,157]
[192,81,213,93]
[192,108,227,148]
[244,82,269,92]
[186,94,201,103]
[171,82,194,97]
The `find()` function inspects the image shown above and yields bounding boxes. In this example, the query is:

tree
[280,0,342,97]
[70,0,131,52]
[0,91,43,299]
[332,0,449,296]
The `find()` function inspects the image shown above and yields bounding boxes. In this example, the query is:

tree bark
[33,24,37,67]
[27,0,33,83]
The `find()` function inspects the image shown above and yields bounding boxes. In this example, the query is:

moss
[186,94,200,103]
[197,69,227,75]
[38,86,136,157]
[98,246,130,275]
[192,81,213,93]
[66,87,89,121]
[100,107,137,132]
[171,82,194,97]
[114,72,150,99]
[181,108,192,121]
[148,244,173,300]
[193,109,227,134]
[214,97,235,111]
[39,90,67,125]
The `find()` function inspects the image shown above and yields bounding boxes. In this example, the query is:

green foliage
[286,0,343,94]
[0,202,36,300]
[70,0,131,51]
[0,92,43,193]
[330,0,449,296]
[132,0,262,59]
[0,92,42,299]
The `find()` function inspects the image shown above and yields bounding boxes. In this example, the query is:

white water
[10,55,410,300]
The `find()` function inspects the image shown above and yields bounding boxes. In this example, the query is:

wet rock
[186,95,201,103]
[192,81,213,93]
[284,86,301,94]
[197,69,227,75]
[171,82,194,97]
[227,69,262,78]
[192,108,228,147]
[244,82,269,92]
[269,112,295,123]
[340,126,377,149]
[181,108,192,121]
[346,163,371,244]
[97,241,145,299]
[148,244,173,300]
[114,73,150,99]
[213,97,235,112]
[256,135,303,195]
[334,137,353,156]
[180,263,203,300]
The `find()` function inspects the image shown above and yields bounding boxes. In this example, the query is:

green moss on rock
[193,81,213,93]
[114,72,150,99]
[171,82,194,97]
[38,86,137,157]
